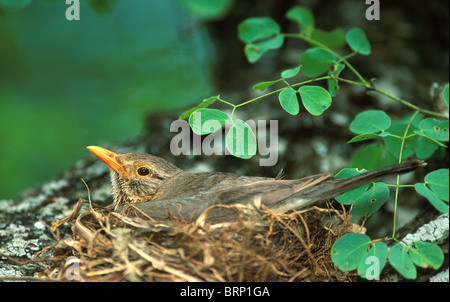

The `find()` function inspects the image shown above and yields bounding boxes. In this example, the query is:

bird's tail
[328,159,426,195]
[273,159,426,213]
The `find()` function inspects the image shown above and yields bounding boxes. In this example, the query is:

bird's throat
[110,170,158,212]
[110,171,135,212]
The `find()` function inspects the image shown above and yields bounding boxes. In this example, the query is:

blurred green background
[0,0,229,199]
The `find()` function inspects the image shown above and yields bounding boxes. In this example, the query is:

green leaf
[408,242,444,270]
[238,17,284,63]
[350,110,391,134]
[357,242,388,280]
[179,96,219,120]
[327,63,345,97]
[334,168,370,205]
[419,118,449,142]
[189,108,229,135]
[238,17,281,43]
[346,27,371,55]
[300,47,336,77]
[334,167,368,178]
[285,6,314,34]
[350,143,397,171]
[311,28,346,49]
[252,80,281,91]
[414,183,449,214]
[384,122,419,159]
[352,182,389,218]
[278,88,299,115]
[335,171,390,217]
[414,130,447,148]
[226,119,257,159]
[298,85,332,116]
[425,169,449,202]
[347,133,381,143]
[443,84,449,107]
[416,135,439,159]
[281,66,301,79]
[181,0,233,21]
[244,34,284,63]
[389,244,417,280]
[331,233,371,271]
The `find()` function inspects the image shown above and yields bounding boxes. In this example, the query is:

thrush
[87,146,425,222]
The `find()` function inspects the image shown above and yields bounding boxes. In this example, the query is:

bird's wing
[130,173,330,222]
[128,160,425,222]
[213,173,330,207]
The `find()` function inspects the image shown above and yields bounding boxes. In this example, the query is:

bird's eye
[136,166,151,176]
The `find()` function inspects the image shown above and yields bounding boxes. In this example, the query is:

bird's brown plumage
[87,146,425,222]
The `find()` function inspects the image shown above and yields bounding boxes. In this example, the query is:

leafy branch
[177,5,449,280]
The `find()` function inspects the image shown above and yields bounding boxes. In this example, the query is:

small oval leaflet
[346,27,371,55]
[298,85,332,116]
[349,110,391,134]
[225,119,257,159]
[189,108,229,135]
[278,88,299,115]
[389,244,417,280]
[331,233,371,272]
[300,47,336,77]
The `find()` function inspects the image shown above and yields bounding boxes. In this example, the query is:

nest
[37,198,356,282]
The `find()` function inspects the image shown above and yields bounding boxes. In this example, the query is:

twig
[128,241,202,282]
[298,213,311,248]
[335,77,448,119]
[0,253,66,265]
[51,198,86,231]
[261,205,321,273]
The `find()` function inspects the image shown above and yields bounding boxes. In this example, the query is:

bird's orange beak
[87,146,130,177]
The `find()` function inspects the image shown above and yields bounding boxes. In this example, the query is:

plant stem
[373,87,448,119]
[371,237,388,243]
[391,110,420,239]
[335,77,449,119]
[216,96,237,120]
[216,96,236,108]
[278,33,447,119]
[386,133,404,140]
[234,76,330,108]
[386,184,416,188]
[215,76,330,119]
[337,51,358,63]
[284,33,367,84]
[235,89,281,108]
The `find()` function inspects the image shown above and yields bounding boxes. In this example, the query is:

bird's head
[87,146,182,211]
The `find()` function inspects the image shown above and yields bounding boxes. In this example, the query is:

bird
[87,146,425,223]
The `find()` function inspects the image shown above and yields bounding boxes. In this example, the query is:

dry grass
[37,198,356,282]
